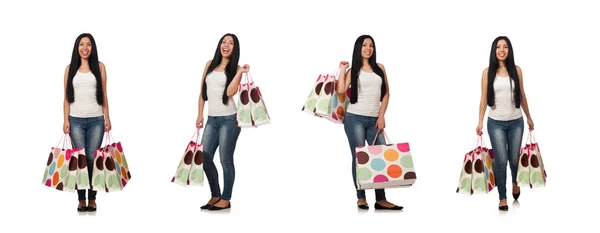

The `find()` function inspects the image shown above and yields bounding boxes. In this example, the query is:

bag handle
[189,127,202,150]
[371,130,391,146]
[56,134,75,149]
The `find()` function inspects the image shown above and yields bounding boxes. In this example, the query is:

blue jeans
[343,112,387,201]
[487,117,524,200]
[69,115,105,201]
[202,113,241,201]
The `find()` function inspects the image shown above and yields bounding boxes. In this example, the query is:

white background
[0,0,598,232]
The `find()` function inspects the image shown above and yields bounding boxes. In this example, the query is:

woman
[196,33,249,211]
[476,36,534,211]
[337,35,402,210]
[62,33,112,212]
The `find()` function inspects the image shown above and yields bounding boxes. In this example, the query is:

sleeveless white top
[346,70,382,117]
[488,75,523,121]
[69,71,104,118]
[205,71,237,116]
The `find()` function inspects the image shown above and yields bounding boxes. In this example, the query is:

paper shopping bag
[315,74,335,115]
[236,79,253,127]
[246,73,271,126]
[456,136,496,195]
[91,134,124,192]
[42,134,90,192]
[107,133,131,188]
[301,74,328,114]
[355,131,417,190]
[517,130,547,188]
[171,128,204,186]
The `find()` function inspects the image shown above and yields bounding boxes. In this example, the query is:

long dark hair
[65,33,103,105]
[202,33,241,105]
[487,36,520,108]
[349,35,386,104]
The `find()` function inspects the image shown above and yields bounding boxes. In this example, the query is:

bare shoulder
[482,67,489,76]
[205,60,212,68]
[99,61,106,70]
[516,65,522,73]
[377,63,386,71]
[65,64,70,72]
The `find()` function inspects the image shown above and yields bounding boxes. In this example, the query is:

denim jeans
[343,112,387,201]
[69,115,105,201]
[202,113,241,201]
[487,116,524,200]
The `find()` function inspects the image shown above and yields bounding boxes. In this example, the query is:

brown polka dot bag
[90,132,131,192]
[301,68,350,124]
[517,130,547,188]
[171,128,204,187]
[456,136,496,195]
[355,131,417,190]
[236,72,271,128]
[42,134,91,192]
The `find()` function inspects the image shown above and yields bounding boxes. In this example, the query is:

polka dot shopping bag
[171,128,204,186]
[90,132,131,192]
[42,134,91,192]
[301,67,350,124]
[236,72,271,128]
[355,131,417,190]
[517,129,547,188]
[456,135,496,195]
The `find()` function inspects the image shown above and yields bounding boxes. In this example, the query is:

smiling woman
[195,33,250,211]
[63,33,113,212]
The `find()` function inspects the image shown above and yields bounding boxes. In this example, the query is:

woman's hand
[63,121,70,134]
[340,61,349,70]
[527,118,534,130]
[476,122,483,135]
[376,116,386,133]
[241,64,250,73]
[196,115,204,128]
[104,119,112,132]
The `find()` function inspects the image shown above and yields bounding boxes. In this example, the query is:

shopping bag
[107,133,131,188]
[236,78,253,127]
[171,128,204,186]
[355,131,417,190]
[301,74,327,114]
[91,133,124,192]
[42,134,90,192]
[314,74,336,115]
[517,130,547,188]
[246,72,271,126]
[456,136,496,195]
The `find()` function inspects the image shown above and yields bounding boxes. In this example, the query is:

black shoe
[208,202,231,211]
[200,198,221,210]
[77,206,87,212]
[87,205,97,212]
[374,203,403,210]
[357,203,369,210]
[498,205,508,211]
[512,191,520,200]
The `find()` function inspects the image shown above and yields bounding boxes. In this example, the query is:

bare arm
[226,65,245,97]
[478,68,489,124]
[336,67,351,94]
[99,62,111,122]
[198,60,211,116]
[378,64,390,118]
[63,65,70,122]
[516,66,533,120]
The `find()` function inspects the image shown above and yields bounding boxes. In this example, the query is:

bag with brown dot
[517,130,547,188]
[42,134,91,192]
[456,136,496,195]
[236,72,271,128]
[301,67,350,124]
[171,128,204,187]
[90,132,131,192]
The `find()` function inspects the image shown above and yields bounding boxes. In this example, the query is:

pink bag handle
[189,127,202,150]
[371,130,391,146]
[56,134,75,149]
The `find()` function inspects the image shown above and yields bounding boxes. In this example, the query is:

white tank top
[346,70,382,117]
[69,71,104,118]
[205,71,237,116]
[488,75,522,121]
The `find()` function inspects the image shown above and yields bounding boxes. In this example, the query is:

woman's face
[496,39,509,61]
[78,37,92,59]
[361,38,374,59]
[220,35,234,58]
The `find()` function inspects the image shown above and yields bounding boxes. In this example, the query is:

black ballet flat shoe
[86,205,97,212]
[512,191,520,200]
[77,206,87,212]
[357,203,369,210]
[374,203,403,210]
[498,205,508,211]
[200,198,221,210]
[208,202,231,211]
